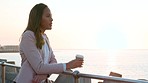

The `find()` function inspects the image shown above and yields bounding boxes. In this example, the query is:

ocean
[0,49,148,82]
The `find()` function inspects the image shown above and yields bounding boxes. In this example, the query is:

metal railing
[63,71,148,83]
[0,61,148,83]
[0,61,20,83]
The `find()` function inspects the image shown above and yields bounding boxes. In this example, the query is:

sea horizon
[0,49,148,82]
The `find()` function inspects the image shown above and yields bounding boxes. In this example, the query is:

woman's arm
[20,31,64,74]
[49,50,57,64]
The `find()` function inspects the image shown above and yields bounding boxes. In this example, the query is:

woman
[14,3,83,83]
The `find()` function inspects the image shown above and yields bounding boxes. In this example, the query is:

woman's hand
[32,74,48,83]
[66,59,84,70]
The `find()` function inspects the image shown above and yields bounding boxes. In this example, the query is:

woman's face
[40,7,53,32]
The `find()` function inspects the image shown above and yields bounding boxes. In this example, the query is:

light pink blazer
[14,30,64,83]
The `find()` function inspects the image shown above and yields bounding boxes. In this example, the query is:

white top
[42,34,66,70]
[42,34,50,64]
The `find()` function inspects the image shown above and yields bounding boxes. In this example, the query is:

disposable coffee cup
[76,54,84,60]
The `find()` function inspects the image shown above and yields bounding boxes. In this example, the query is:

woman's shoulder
[24,30,34,34]
[22,30,35,38]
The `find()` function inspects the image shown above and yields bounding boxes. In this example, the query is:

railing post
[1,61,6,83]
[73,70,79,83]
[74,76,79,83]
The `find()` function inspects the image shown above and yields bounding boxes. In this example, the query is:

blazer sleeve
[20,31,64,74]
[49,48,57,64]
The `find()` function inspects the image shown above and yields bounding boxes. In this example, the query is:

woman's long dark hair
[24,3,48,49]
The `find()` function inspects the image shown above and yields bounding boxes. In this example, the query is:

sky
[0,0,148,49]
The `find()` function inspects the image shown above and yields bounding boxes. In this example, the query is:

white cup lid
[76,54,84,59]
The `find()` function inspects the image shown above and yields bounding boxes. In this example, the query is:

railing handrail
[0,61,20,68]
[63,71,148,83]
[0,62,148,83]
